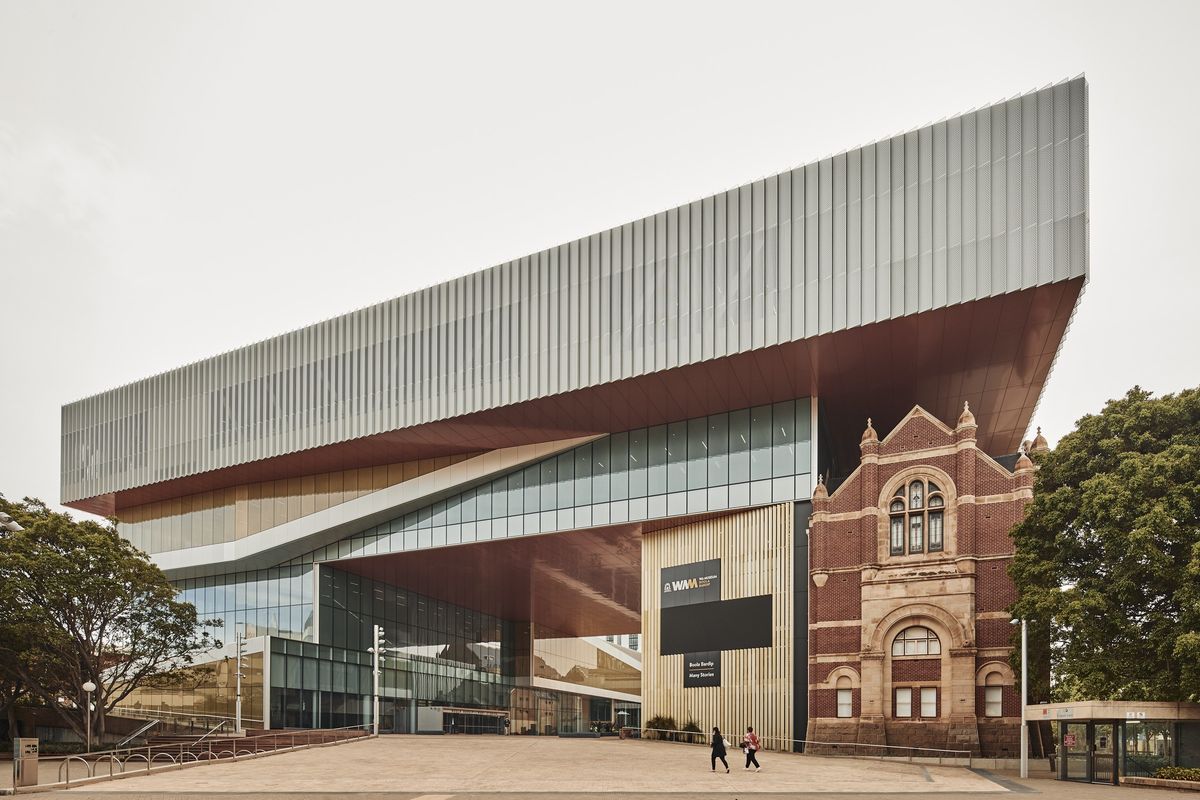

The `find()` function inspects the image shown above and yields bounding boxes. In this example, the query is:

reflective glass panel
[750,405,772,481]
[609,433,629,500]
[707,415,728,485]
[667,421,687,493]
[647,425,667,495]
[728,409,750,483]
[687,418,707,491]
[628,429,647,498]
[772,400,795,478]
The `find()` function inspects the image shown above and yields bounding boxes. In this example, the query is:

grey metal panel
[61,78,1089,504]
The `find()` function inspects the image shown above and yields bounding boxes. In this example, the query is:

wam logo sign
[660,559,721,608]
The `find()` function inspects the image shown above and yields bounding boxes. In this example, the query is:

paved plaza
[22,735,1194,798]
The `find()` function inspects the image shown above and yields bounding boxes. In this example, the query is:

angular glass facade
[120,454,479,555]
[163,399,811,731]
[305,398,813,562]
[172,399,814,646]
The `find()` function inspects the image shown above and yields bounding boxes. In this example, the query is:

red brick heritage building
[806,403,1044,758]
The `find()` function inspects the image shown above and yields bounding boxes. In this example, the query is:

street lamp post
[368,625,385,736]
[235,628,247,733]
[1010,617,1029,779]
[81,680,96,753]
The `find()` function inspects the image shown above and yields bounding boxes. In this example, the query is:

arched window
[888,478,945,555]
[891,626,941,656]
[836,675,853,718]
[984,670,1005,717]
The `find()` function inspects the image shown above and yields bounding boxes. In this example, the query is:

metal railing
[9,723,373,792]
[192,719,227,745]
[629,727,973,766]
[110,706,264,729]
[115,719,159,749]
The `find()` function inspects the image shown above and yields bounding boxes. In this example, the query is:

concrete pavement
[27,735,1196,797]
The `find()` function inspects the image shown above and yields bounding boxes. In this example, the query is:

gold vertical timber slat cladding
[642,504,793,750]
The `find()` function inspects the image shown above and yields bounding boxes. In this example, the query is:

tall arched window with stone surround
[890,626,943,719]
[888,478,945,556]
[891,625,941,656]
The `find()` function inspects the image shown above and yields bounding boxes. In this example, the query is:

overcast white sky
[2,1,1198,518]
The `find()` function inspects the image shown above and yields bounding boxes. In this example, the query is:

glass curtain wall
[305,398,812,564]
[175,564,315,645]
[318,566,505,681]
[120,453,479,555]
[119,652,264,724]
[269,638,608,734]
[173,399,811,646]
[533,637,640,696]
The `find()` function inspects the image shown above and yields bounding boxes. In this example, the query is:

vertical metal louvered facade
[61,78,1088,505]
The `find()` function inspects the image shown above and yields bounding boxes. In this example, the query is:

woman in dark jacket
[710,726,729,772]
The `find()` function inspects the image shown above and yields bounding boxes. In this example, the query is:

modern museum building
[60,78,1088,755]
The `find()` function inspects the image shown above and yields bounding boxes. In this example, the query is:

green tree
[0,496,220,745]
[1010,386,1200,702]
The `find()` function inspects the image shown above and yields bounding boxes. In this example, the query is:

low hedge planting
[1154,766,1200,782]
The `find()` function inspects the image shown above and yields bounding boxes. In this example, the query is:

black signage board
[684,651,721,687]
[660,595,772,655]
[660,559,721,608]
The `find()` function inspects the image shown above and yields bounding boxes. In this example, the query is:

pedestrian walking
[710,726,730,772]
[742,726,762,771]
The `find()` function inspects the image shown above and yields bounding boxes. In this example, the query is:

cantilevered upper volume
[62,78,1088,515]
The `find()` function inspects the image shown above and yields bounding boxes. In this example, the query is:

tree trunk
[5,701,18,740]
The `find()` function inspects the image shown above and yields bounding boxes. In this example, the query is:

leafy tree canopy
[0,496,219,742]
[1010,386,1200,702]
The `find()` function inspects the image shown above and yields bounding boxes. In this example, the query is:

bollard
[13,738,39,787]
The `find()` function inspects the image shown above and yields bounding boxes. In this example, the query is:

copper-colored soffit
[330,512,723,638]
[73,278,1082,516]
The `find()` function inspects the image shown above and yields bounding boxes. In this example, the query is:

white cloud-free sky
[2,0,1198,518]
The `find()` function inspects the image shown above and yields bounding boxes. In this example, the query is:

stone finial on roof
[1031,426,1050,453]
[1015,444,1034,472]
[957,401,976,428]
[813,474,828,499]
[860,417,879,445]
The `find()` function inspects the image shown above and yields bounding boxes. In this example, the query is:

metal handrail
[20,723,373,790]
[110,706,264,725]
[632,726,973,765]
[193,719,227,745]
[115,718,159,748]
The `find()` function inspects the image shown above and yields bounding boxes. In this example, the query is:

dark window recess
[660,595,772,655]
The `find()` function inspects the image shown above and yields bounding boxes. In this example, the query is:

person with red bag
[741,726,762,771]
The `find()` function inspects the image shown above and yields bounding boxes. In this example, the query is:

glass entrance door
[1092,723,1115,784]
[1063,723,1090,781]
